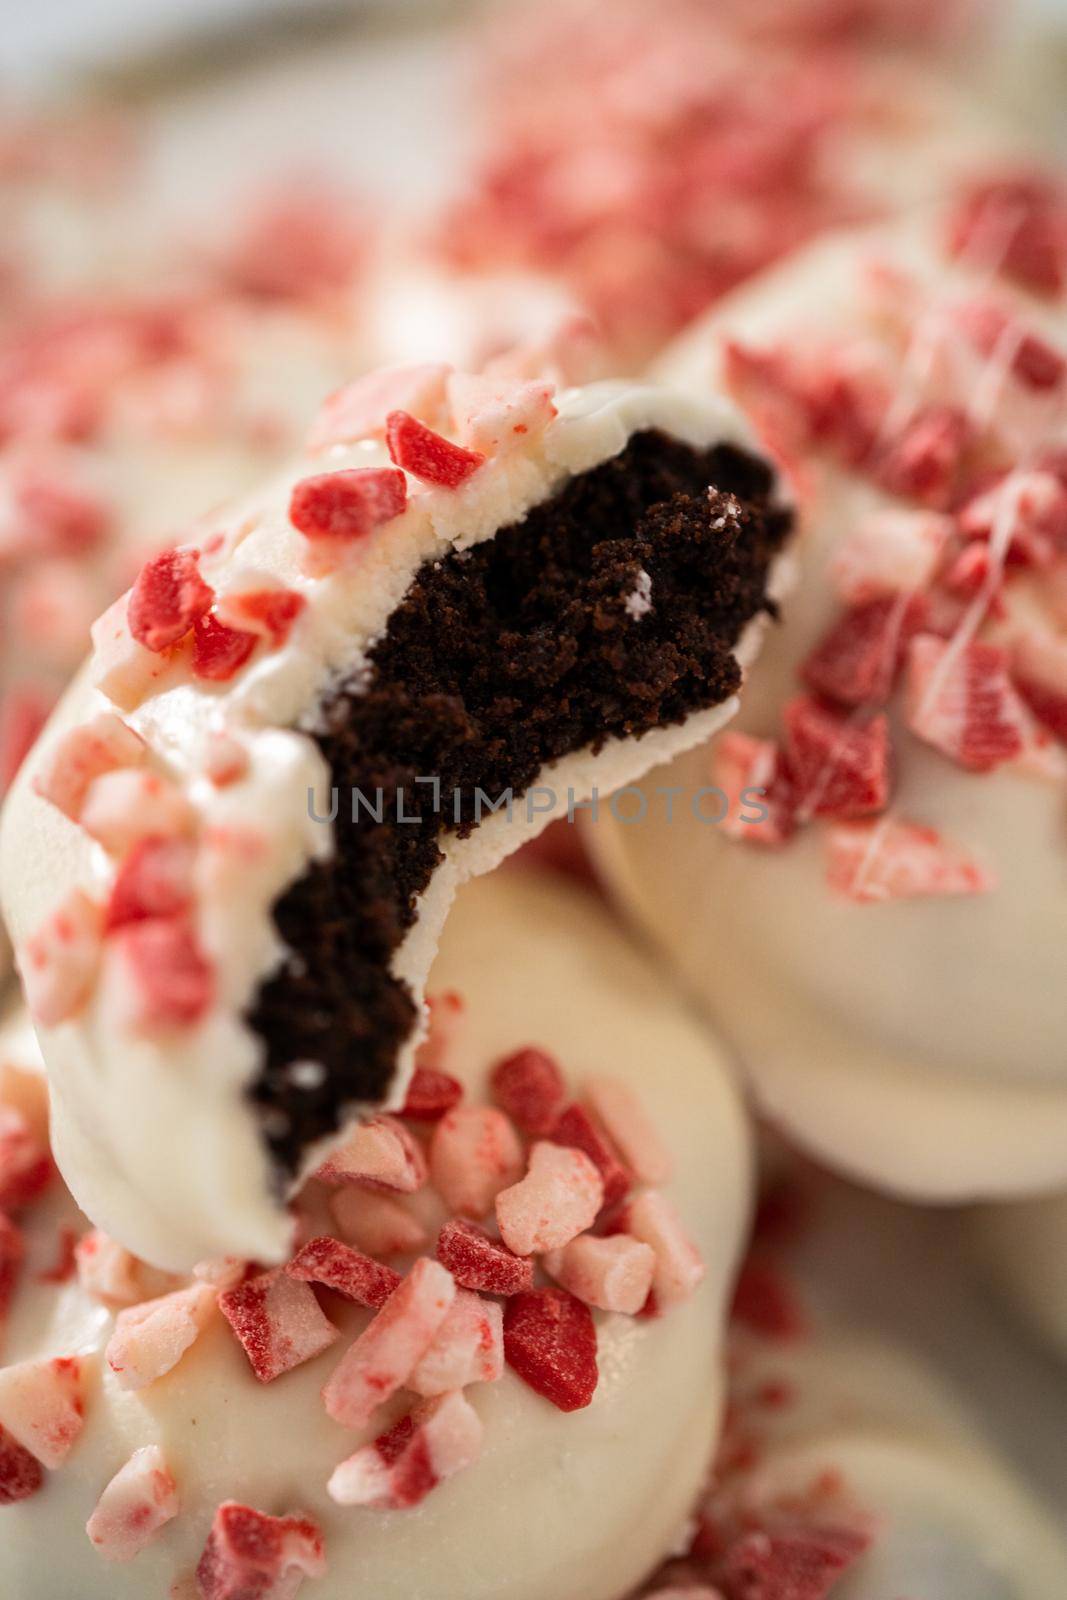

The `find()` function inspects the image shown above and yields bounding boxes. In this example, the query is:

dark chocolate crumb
[246,430,791,1177]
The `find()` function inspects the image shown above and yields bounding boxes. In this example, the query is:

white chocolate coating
[0,868,753,1600]
[587,215,1067,1201]
[0,377,784,1271]
[974,1192,1067,1360]
[722,1327,1067,1597]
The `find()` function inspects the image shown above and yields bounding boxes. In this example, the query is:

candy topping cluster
[712,173,1067,902]
[0,991,704,1597]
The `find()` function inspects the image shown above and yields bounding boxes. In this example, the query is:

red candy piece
[730,1259,807,1340]
[218,587,306,648]
[219,1268,339,1384]
[713,733,798,849]
[876,404,972,507]
[322,1257,456,1430]
[110,917,214,1030]
[436,1219,535,1296]
[905,635,1031,772]
[782,696,890,820]
[127,549,214,652]
[105,836,195,931]
[0,1425,43,1504]
[0,1212,24,1320]
[0,1105,51,1210]
[286,1236,401,1310]
[289,467,407,542]
[826,819,994,904]
[801,596,925,709]
[192,614,258,682]
[401,1066,464,1122]
[196,1502,326,1600]
[720,1522,871,1600]
[491,1046,567,1136]
[550,1102,631,1209]
[948,172,1067,295]
[328,1390,482,1510]
[503,1288,598,1412]
[385,410,486,488]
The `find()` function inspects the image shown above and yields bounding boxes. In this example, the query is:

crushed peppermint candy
[496,1140,604,1256]
[0,1354,86,1467]
[429,1105,525,1219]
[85,1444,178,1563]
[826,819,994,903]
[328,1390,482,1510]
[106,1283,217,1390]
[219,1269,339,1383]
[196,1502,326,1600]
[385,409,486,488]
[286,1236,400,1310]
[288,467,407,544]
[127,548,214,653]
[503,1288,598,1413]
[321,1257,455,1431]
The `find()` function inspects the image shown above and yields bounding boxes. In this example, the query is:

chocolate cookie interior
[247,430,792,1177]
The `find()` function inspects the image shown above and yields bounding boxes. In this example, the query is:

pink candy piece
[1013,628,1067,742]
[286,1236,400,1310]
[385,410,485,489]
[905,634,1032,772]
[496,1140,604,1257]
[826,819,994,903]
[409,1288,504,1396]
[0,1211,25,1319]
[86,1444,178,1563]
[328,1390,483,1510]
[618,1190,705,1310]
[0,1104,51,1209]
[191,615,258,682]
[947,171,1067,295]
[322,1257,455,1431]
[105,835,195,931]
[719,1522,871,1600]
[289,467,407,543]
[19,887,104,1027]
[127,548,214,652]
[436,1218,534,1296]
[80,768,195,855]
[196,1502,326,1600]
[503,1288,598,1412]
[584,1075,672,1185]
[316,1114,428,1194]
[446,373,556,454]
[413,989,465,1074]
[400,1066,464,1122]
[32,712,146,822]
[74,1229,142,1306]
[0,1354,86,1467]
[106,1283,217,1391]
[713,733,797,849]
[214,585,306,649]
[549,1103,631,1209]
[828,510,948,605]
[307,363,451,452]
[543,1233,655,1315]
[429,1105,524,1220]
[876,403,972,507]
[330,1188,429,1258]
[90,594,175,712]
[801,596,925,711]
[219,1269,339,1383]
[0,1424,44,1504]
[959,470,1067,568]
[490,1046,567,1136]
[107,917,215,1031]
[783,696,891,820]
